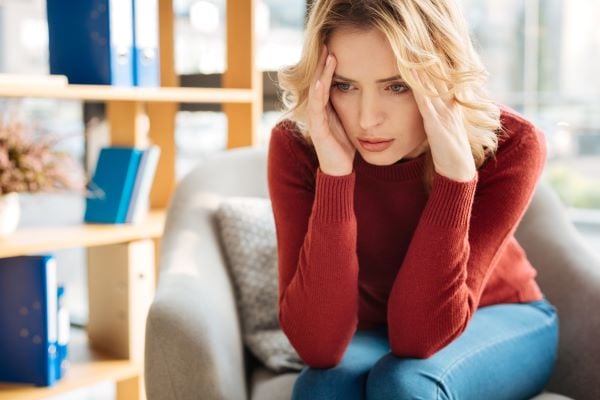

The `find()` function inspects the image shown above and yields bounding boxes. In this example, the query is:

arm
[387,126,547,358]
[268,126,359,368]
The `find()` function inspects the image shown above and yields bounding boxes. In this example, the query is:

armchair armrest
[515,181,600,400]
[145,185,247,400]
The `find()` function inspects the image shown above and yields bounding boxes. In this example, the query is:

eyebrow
[332,73,404,83]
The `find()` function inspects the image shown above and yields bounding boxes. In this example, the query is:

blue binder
[47,0,134,86]
[84,147,143,224]
[0,256,60,387]
[132,0,160,86]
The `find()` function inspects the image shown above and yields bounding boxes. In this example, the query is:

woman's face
[328,27,428,165]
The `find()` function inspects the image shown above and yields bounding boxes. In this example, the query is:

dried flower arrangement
[0,119,85,195]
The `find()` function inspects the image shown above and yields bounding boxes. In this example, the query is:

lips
[358,138,394,152]
[358,137,392,144]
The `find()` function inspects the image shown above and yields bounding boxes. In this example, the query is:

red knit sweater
[267,106,545,368]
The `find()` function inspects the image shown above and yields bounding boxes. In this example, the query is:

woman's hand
[411,70,477,182]
[307,45,356,176]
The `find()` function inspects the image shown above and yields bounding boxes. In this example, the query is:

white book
[126,145,161,223]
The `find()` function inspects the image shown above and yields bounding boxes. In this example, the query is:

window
[173,0,305,177]
[173,0,304,73]
[463,0,600,210]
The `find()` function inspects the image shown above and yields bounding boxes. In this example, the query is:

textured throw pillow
[216,197,305,372]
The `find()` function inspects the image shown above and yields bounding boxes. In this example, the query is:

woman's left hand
[411,70,477,182]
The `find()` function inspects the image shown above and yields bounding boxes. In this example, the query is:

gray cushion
[250,367,299,400]
[216,196,304,373]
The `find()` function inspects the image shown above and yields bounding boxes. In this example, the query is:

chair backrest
[515,180,600,399]
[176,145,269,199]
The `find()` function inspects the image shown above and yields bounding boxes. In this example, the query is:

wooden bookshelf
[0,0,261,399]
[0,210,165,259]
[0,328,140,400]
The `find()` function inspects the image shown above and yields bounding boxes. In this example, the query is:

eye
[331,81,353,92]
[388,83,409,95]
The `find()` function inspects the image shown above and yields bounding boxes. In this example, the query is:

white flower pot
[0,192,20,237]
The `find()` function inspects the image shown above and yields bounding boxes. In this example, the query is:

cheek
[330,94,356,121]
[395,97,424,124]
[329,91,344,108]
[405,94,423,119]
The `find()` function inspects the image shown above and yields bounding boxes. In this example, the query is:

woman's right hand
[307,45,356,176]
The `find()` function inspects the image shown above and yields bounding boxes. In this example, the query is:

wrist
[319,166,353,177]
[434,167,477,182]
[433,157,476,182]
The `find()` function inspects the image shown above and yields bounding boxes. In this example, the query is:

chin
[359,151,401,166]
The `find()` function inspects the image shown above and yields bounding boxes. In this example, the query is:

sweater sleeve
[267,125,359,368]
[386,125,547,359]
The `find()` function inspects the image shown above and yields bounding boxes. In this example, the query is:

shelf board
[0,83,257,104]
[0,327,140,400]
[0,209,166,258]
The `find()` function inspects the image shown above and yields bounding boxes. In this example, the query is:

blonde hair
[277,0,502,192]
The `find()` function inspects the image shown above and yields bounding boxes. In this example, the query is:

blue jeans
[292,298,559,400]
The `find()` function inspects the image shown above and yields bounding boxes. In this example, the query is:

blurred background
[0,0,598,396]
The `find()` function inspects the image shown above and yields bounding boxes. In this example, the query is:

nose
[358,92,383,131]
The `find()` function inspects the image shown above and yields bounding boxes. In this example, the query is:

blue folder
[47,0,134,86]
[0,256,60,387]
[84,147,143,224]
[132,0,160,86]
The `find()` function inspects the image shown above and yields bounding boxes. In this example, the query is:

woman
[267,0,559,399]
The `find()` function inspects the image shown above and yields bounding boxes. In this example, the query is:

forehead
[328,27,400,80]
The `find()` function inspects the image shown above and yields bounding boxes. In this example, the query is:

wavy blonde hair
[277,0,502,191]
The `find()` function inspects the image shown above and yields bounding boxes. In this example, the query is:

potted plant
[0,118,85,237]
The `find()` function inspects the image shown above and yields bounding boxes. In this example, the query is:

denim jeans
[292,298,559,400]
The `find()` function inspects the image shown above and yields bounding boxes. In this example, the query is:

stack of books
[0,255,69,387]
[84,145,160,224]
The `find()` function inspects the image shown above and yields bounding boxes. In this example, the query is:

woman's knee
[366,353,447,400]
[292,365,367,400]
[291,328,390,399]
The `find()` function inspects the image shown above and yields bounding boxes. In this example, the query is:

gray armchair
[145,146,600,400]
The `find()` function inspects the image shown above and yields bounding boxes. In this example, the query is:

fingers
[309,83,325,136]
[411,69,435,115]
[320,54,336,105]
[411,68,454,116]
[309,45,328,108]
[314,46,336,106]
[432,77,456,111]
[309,45,338,130]
[314,45,328,87]
[308,46,326,119]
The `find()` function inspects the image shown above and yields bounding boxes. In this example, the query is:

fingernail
[325,55,330,67]
[315,79,321,90]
